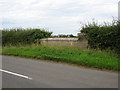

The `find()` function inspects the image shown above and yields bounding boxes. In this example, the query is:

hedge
[80,20,120,54]
[2,28,52,46]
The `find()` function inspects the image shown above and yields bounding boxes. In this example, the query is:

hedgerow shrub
[80,20,120,54]
[2,28,52,46]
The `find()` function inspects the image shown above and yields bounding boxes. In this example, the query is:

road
[2,56,118,88]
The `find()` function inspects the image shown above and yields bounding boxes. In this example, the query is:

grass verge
[2,45,120,71]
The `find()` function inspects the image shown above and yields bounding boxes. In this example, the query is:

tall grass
[2,45,119,71]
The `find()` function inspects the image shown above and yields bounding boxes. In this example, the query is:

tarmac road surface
[2,56,118,88]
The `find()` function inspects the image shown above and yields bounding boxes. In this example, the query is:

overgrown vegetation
[80,20,120,54]
[2,45,119,71]
[1,20,120,71]
[2,28,52,46]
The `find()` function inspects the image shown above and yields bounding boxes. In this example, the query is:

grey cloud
[0,0,119,35]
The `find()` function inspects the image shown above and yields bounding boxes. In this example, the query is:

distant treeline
[2,28,52,46]
[80,20,120,54]
[51,34,76,38]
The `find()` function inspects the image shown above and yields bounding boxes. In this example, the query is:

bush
[80,20,120,54]
[1,28,52,46]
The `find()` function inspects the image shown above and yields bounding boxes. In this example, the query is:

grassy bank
[2,45,119,71]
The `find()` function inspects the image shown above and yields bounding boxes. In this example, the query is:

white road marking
[0,69,32,80]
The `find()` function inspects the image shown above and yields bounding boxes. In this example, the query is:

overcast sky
[0,0,119,35]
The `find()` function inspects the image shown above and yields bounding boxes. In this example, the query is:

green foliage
[2,28,52,46]
[55,34,76,38]
[2,45,119,71]
[69,34,75,37]
[80,20,120,54]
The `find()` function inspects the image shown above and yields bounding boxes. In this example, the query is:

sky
[0,0,119,35]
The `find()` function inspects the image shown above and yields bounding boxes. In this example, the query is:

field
[2,45,119,71]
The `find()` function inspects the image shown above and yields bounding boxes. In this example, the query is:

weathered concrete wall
[41,38,88,49]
